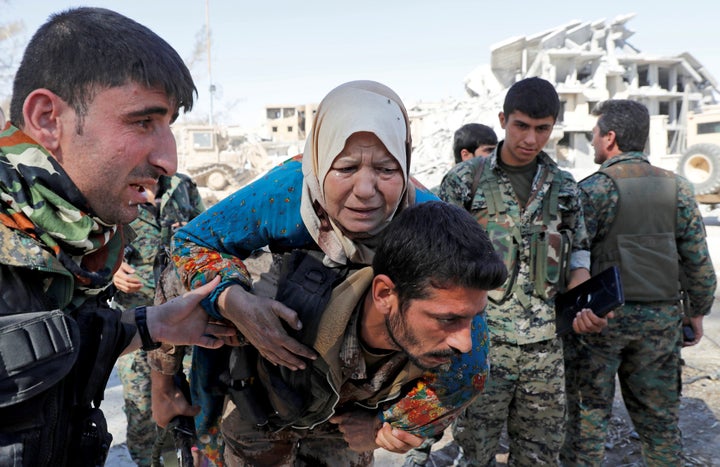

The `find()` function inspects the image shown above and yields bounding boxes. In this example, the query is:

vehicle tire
[206,170,228,191]
[677,144,720,195]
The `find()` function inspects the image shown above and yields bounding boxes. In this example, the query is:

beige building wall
[265,103,318,143]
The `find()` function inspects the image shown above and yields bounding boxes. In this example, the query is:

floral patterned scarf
[0,123,124,307]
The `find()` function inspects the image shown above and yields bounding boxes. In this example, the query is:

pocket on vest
[616,233,679,301]
[0,310,80,408]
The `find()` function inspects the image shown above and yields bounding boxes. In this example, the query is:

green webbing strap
[515,285,532,309]
[488,180,506,217]
[533,231,549,300]
[536,171,563,298]
[465,159,484,212]
[480,163,507,217]
[466,157,507,216]
[542,171,559,221]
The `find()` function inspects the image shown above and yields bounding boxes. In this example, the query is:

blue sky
[4,0,720,127]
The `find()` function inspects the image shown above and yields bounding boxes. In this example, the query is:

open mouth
[128,184,151,205]
[348,206,380,215]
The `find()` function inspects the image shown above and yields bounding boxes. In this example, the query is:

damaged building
[409,13,720,198]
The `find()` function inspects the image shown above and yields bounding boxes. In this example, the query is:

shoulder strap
[275,250,349,345]
[464,158,485,212]
[480,164,507,216]
[541,170,560,222]
[465,157,507,216]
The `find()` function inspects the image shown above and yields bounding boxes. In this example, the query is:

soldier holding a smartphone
[562,99,717,466]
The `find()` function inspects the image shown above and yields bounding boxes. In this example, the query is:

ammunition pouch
[222,346,272,426]
[0,310,80,409]
[529,228,572,299]
[0,304,128,466]
[275,250,346,341]
[485,221,521,305]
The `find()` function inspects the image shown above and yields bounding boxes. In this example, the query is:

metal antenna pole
[206,0,214,126]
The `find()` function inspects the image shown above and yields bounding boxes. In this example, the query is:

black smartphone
[683,324,695,342]
[556,266,624,336]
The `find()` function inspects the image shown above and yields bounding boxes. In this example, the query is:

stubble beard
[385,311,454,372]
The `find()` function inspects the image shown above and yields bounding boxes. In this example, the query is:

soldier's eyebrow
[125,105,170,120]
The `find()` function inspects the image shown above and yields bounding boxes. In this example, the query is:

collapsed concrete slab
[409,13,720,201]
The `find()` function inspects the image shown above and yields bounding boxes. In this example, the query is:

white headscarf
[300,80,416,266]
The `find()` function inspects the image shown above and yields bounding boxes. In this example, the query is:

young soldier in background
[438,77,607,466]
[452,123,498,162]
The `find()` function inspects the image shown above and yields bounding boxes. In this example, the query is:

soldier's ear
[22,89,71,155]
[371,274,397,316]
[605,130,618,151]
[22,89,78,164]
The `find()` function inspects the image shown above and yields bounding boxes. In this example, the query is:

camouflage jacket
[579,152,717,316]
[0,128,134,466]
[113,173,205,309]
[440,145,590,344]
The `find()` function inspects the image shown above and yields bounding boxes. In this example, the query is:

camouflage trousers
[118,347,194,466]
[220,399,373,466]
[562,302,683,467]
[117,350,156,467]
[453,338,566,466]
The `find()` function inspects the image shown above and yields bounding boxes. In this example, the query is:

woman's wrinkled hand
[218,284,318,370]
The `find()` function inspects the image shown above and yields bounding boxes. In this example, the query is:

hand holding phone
[556,266,624,336]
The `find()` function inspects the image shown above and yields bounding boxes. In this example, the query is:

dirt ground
[378,336,720,467]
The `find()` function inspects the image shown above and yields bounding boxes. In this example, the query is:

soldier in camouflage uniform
[561,99,717,466]
[438,77,608,466]
[113,173,205,466]
[0,8,236,466]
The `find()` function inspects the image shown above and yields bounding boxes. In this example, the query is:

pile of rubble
[408,93,503,189]
[406,13,719,191]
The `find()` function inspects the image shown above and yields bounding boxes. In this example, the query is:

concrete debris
[407,13,720,196]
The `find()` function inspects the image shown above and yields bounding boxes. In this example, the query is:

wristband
[134,306,161,351]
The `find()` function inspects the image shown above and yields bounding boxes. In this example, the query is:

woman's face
[323,132,405,236]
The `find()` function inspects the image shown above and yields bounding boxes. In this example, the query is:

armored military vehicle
[172,124,274,205]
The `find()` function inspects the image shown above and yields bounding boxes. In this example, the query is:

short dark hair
[592,99,649,152]
[503,77,560,121]
[373,201,507,305]
[452,123,498,163]
[10,7,196,127]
